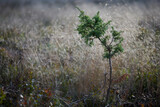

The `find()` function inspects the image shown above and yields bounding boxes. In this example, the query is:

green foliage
[76,7,123,58]
[0,88,6,104]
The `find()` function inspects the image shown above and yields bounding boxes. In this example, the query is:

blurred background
[0,0,160,106]
[0,0,159,7]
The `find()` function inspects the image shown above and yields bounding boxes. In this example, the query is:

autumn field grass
[0,1,160,106]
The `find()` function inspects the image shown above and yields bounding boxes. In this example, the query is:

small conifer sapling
[76,7,124,104]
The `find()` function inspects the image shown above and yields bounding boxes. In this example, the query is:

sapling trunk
[106,53,112,104]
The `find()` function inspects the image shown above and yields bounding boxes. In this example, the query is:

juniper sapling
[76,7,124,104]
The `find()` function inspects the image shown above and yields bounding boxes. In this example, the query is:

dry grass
[0,1,160,106]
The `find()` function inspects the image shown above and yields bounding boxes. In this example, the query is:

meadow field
[0,0,160,106]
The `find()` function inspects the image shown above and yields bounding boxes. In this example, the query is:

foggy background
[0,0,159,7]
